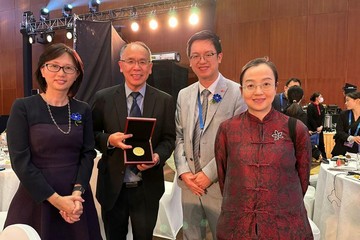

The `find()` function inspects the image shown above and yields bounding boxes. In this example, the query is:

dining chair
[153,172,183,239]
[0,224,41,240]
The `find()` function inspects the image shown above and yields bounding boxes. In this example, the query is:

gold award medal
[133,147,145,156]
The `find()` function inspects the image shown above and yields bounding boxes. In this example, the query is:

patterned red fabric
[215,109,313,240]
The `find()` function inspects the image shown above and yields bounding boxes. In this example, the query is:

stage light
[89,0,101,13]
[40,8,50,21]
[168,16,178,28]
[28,33,37,44]
[189,6,199,25]
[66,30,73,40]
[63,4,73,18]
[168,9,178,28]
[46,31,54,43]
[131,21,139,32]
[66,23,74,40]
[37,30,54,44]
[149,19,158,30]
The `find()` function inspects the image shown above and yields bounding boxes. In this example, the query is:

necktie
[130,92,142,117]
[193,89,211,173]
[127,92,142,177]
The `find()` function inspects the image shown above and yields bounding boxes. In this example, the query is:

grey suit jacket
[174,74,247,184]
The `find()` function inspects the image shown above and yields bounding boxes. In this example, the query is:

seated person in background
[331,91,360,156]
[284,86,307,126]
[272,77,301,112]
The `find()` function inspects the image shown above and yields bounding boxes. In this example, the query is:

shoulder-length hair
[35,43,84,98]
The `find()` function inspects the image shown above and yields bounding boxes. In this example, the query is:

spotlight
[131,21,139,32]
[89,0,101,13]
[40,8,50,21]
[66,23,74,40]
[189,6,200,25]
[63,4,73,18]
[66,30,73,40]
[46,31,54,43]
[149,19,158,30]
[168,9,178,28]
[168,16,178,28]
[28,33,37,44]
[37,30,54,44]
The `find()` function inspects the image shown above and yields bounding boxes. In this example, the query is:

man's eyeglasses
[43,63,78,74]
[241,82,275,92]
[189,52,217,62]
[119,59,150,67]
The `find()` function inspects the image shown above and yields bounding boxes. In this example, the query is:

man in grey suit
[174,30,247,239]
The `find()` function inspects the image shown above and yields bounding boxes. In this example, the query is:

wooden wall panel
[216,23,237,81]
[270,17,307,83]
[271,0,308,18]
[346,10,360,85]
[215,0,239,25]
[237,0,270,23]
[308,0,348,14]
[349,0,360,9]
[307,13,347,79]
[218,21,271,83]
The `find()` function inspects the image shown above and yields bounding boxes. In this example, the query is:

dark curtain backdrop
[73,20,188,107]
[74,20,126,104]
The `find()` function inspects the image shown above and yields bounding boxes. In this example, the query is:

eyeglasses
[241,82,275,92]
[189,52,217,62]
[119,59,150,67]
[44,63,78,74]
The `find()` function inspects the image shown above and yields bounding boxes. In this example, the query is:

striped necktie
[193,89,211,173]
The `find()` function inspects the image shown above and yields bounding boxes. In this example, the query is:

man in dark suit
[91,41,175,240]
[272,77,301,112]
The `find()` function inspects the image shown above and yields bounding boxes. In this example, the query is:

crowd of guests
[2,29,359,240]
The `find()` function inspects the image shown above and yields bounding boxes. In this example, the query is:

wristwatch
[72,185,85,195]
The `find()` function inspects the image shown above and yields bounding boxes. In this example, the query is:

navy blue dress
[4,95,102,240]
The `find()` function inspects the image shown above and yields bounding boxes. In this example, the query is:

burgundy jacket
[215,109,313,240]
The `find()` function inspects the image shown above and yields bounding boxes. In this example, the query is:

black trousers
[102,183,159,240]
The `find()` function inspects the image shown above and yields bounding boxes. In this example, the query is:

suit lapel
[114,85,128,131]
[188,83,199,140]
[203,76,228,132]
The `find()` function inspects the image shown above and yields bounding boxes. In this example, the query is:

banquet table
[313,162,360,240]
[0,167,19,212]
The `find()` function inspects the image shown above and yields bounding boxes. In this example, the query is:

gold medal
[133,147,145,156]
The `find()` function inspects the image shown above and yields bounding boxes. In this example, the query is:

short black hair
[287,86,304,103]
[35,43,84,98]
[285,77,302,87]
[239,57,278,85]
[187,30,222,57]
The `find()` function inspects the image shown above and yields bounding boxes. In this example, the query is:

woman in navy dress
[4,43,102,240]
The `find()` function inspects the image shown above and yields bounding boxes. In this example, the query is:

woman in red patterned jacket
[215,57,313,239]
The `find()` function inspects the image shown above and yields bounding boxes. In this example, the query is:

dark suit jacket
[91,83,175,211]
[272,93,288,112]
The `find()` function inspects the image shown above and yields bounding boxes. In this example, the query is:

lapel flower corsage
[71,113,82,126]
[211,93,222,104]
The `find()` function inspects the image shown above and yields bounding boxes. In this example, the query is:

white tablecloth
[313,163,360,239]
[0,168,19,212]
